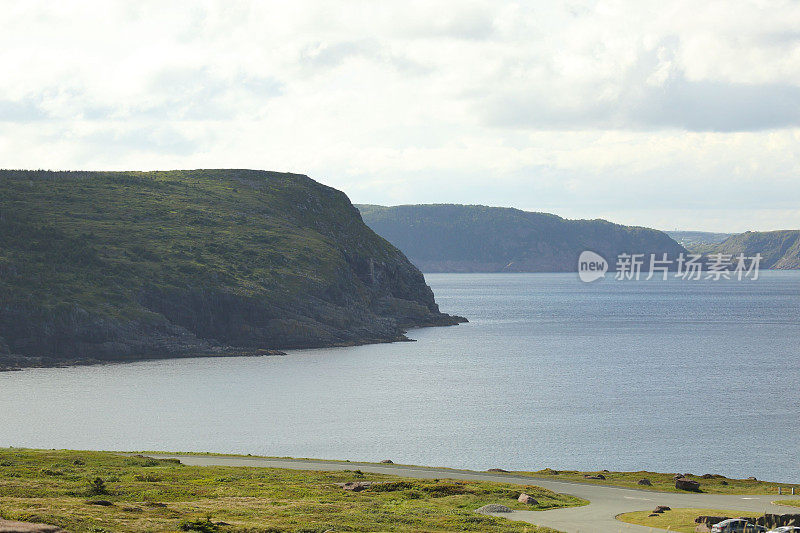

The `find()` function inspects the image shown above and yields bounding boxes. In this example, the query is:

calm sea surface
[1,272,798,481]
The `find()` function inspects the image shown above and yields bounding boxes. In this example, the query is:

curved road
[135,454,798,532]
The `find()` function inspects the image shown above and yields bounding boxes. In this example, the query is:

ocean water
[1,272,798,481]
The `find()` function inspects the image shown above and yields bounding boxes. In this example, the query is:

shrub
[421,483,472,497]
[368,481,415,492]
[179,517,219,532]
[88,477,108,495]
[125,458,160,467]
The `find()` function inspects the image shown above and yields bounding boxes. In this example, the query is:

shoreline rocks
[675,477,701,491]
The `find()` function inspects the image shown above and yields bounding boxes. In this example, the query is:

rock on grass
[475,504,513,514]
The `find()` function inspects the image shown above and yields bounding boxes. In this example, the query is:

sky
[1,0,799,232]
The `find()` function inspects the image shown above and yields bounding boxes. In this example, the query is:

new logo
[578,251,608,282]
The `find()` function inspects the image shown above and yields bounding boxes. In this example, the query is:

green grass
[517,469,797,495]
[617,508,758,533]
[0,448,584,532]
[776,499,800,508]
[131,453,798,496]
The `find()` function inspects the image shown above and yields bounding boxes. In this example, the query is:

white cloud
[0,0,799,231]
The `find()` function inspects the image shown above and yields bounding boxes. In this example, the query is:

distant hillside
[357,204,686,272]
[666,230,734,250]
[0,170,463,369]
[713,230,800,269]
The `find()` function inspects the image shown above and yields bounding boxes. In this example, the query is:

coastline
[0,317,466,372]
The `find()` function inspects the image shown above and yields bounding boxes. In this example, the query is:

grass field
[0,448,586,532]
[776,499,800,508]
[519,468,798,495]
[617,508,759,533]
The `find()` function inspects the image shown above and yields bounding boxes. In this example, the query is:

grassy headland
[0,170,463,370]
[0,448,582,532]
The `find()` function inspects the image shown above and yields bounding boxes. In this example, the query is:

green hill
[713,230,800,269]
[357,204,686,272]
[0,170,463,369]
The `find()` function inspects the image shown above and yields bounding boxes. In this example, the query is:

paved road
[133,454,798,532]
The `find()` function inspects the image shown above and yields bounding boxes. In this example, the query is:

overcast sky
[1,1,799,232]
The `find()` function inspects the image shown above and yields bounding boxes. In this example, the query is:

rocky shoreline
[0,315,466,372]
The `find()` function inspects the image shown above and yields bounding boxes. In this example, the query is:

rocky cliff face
[0,170,464,369]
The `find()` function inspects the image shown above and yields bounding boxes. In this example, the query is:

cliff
[0,170,464,369]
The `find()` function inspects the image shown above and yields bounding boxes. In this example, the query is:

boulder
[0,520,66,533]
[476,504,512,514]
[675,478,701,492]
[518,493,538,505]
[338,481,376,492]
[638,478,652,486]
[584,474,605,480]
[654,506,671,513]
[488,468,509,473]
[380,460,393,464]
[747,476,758,481]
[674,473,684,479]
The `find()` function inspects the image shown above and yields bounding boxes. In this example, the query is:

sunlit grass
[517,468,797,495]
[0,448,585,532]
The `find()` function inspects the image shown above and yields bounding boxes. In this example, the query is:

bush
[421,483,472,497]
[125,458,160,467]
[368,481,415,492]
[179,517,219,532]
[88,477,108,495]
